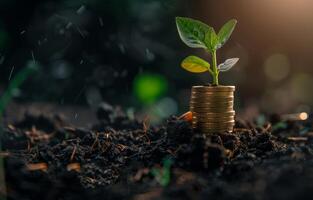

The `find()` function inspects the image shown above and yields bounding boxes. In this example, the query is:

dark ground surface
[2,103,313,200]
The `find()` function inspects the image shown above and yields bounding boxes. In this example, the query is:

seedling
[0,63,38,116]
[0,63,38,199]
[176,17,239,85]
[151,157,173,187]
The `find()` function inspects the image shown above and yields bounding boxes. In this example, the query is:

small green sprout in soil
[0,62,38,116]
[0,62,38,199]
[176,17,239,85]
[151,157,173,187]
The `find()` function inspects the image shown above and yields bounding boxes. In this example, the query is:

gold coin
[191,109,234,113]
[192,120,235,125]
[191,91,234,96]
[193,125,235,130]
[192,120,235,126]
[191,93,233,96]
[192,116,234,122]
[193,127,235,131]
[190,107,233,114]
[191,94,233,98]
[192,124,234,129]
[192,108,235,112]
[191,97,234,101]
[193,118,235,123]
[191,100,233,103]
[199,126,234,130]
[190,105,233,108]
[192,116,235,123]
[192,111,234,116]
[190,100,234,104]
[192,119,235,126]
[191,92,234,97]
[192,112,234,116]
[192,124,233,130]
[192,112,235,120]
[201,129,233,133]
[192,86,235,92]
[193,120,234,124]
[189,102,233,108]
[190,105,233,110]
[190,106,234,112]
[190,96,234,102]
[190,95,234,99]
[190,101,233,105]
[193,126,233,132]
[192,111,235,116]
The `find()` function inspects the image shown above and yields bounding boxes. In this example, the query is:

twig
[261,123,272,133]
[90,132,99,151]
[70,145,77,162]
[0,152,10,158]
[287,137,308,142]
[26,163,48,172]
[66,163,81,172]
[142,116,151,144]
[27,140,31,152]
[116,144,127,152]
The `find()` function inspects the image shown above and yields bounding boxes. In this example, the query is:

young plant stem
[0,64,38,199]
[211,51,219,86]
[0,118,6,200]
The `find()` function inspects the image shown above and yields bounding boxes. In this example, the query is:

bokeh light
[291,73,313,105]
[264,54,290,81]
[300,112,308,120]
[133,73,168,105]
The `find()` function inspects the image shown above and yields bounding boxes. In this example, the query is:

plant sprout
[151,157,173,187]
[0,63,38,200]
[176,17,239,85]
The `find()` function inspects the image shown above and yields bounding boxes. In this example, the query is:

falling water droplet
[31,51,35,63]
[76,26,85,38]
[0,55,5,65]
[66,22,73,29]
[99,17,104,27]
[8,66,14,81]
[76,5,86,15]
[118,43,125,54]
[145,48,155,61]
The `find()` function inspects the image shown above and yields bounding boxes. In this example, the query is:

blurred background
[1,0,313,123]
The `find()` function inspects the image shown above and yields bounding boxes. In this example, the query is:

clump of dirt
[1,106,313,200]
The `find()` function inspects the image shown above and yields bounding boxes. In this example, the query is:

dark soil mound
[1,107,313,200]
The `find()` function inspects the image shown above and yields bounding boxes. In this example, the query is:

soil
[1,104,313,200]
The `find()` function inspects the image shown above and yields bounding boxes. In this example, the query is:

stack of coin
[190,86,235,134]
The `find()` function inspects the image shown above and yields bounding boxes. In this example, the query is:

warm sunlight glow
[299,112,308,120]
[282,112,309,121]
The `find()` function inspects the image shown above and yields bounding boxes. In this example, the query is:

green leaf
[217,19,237,49]
[181,56,210,73]
[218,58,239,72]
[176,17,212,49]
[204,29,218,52]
